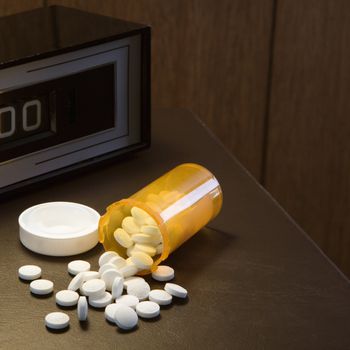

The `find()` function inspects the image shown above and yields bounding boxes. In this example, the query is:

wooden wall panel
[47,0,274,179]
[265,0,350,276]
[0,0,42,16]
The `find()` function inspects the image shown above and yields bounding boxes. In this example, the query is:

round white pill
[77,296,88,321]
[122,216,141,234]
[119,263,138,278]
[115,295,139,309]
[45,312,69,330]
[81,279,106,298]
[152,265,175,281]
[130,251,153,270]
[18,265,41,281]
[127,281,150,300]
[68,272,85,291]
[164,283,188,298]
[105,303,122,322]
[83,271,100,281]
[98,251,119,266]
[136,301,160,318]
[114,228,134,248]
[67,260,90,275]
[123,276,145,289]
[30,279,54,295]
[111,276,124,299]
[108,256,127,270]
[131,206,156,225]
[114,304,138,330]
[101,269,123,291]
[89,291,113,308]
[98,262,118,275]
[149,289,172,305]
[55,290,79,306]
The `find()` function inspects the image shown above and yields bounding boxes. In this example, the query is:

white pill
[67,260,90,275]
[131,233,155,245]
[123,276,145,289]
[127,281,150,300]
[101,269,123,291]
[149,289,173,305]
[18,265,41,280]
[30,279,54,295]
[114,304,138,330]
[108,256,127,269]
[99,251,119,266]
[45,312,69,330]
[105,303,123,322]
[164,283,188,298]
[131,206,156,225]
[156,244,163,255]
[114,228,133,248]
[77,296,88,321]
[126,246,135,257]
[140,225,161,237]
[115,295,139,309]
[133,243,156,257]
[55,290,79,306]
[68,272,85,291]
[122,216,140,234]
[99,263,118,275]
[136,301,160,319]
[83,271,100,281]
[111,276,124,299]
[130,252,153,270]
[89,291,113,308]
[81,279,106,298]
[151,265,175,281]
[119,263,138,278]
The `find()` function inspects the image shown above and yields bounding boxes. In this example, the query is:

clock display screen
[0,64,115,163]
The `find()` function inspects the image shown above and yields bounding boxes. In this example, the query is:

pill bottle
[98,163,223,274]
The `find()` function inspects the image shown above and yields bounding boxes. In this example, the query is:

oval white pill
[98,263,118,275]
[149,289,172,305]
[18,265,41,281]
[67,260,90,275]
[156,243,163,255]
[45,312,69,330]
[81,279,106,298]
[122,216,141,234]
[136,301,160,318]
[123,276,145,289]
[130,251,153,270]
[140,225,161,237]
[77,296,88,321]
[55,290,79,306]
[115,295,139,309]
[111,276,124,299]
[108,256,127,270]
[133,243,156,257]
[101,269,123,291]
[127,281,150,300]
[114,228,133,248]
[89,291,113,308]
[131,206,156,225]
[105,303,123,322]
[119,263,138,278]
[30,279,54,295]
[68,272,85,291]
[164,283,188,298]
[114,304,138,330]
[98,251,119,266]
[151,265,175,281]
[83,271,100,281]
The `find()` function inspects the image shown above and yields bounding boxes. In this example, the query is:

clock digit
[23,99,41,132]
[0,106,16,139]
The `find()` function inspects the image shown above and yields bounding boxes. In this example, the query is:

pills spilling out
[18,205,189,333]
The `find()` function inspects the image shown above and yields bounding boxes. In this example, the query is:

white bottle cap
[18,202,100,256]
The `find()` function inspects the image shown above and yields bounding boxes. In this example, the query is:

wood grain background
[1,0,350,278]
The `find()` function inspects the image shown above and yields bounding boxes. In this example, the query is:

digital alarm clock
[0,6,150,196]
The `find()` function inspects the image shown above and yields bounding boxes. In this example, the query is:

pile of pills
[18,254,187,331]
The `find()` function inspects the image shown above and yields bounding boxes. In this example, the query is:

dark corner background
[1,0,350,278]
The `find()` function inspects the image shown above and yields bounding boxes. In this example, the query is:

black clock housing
[0,6,150,196]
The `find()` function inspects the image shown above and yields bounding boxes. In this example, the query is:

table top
[1,109,349,350]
